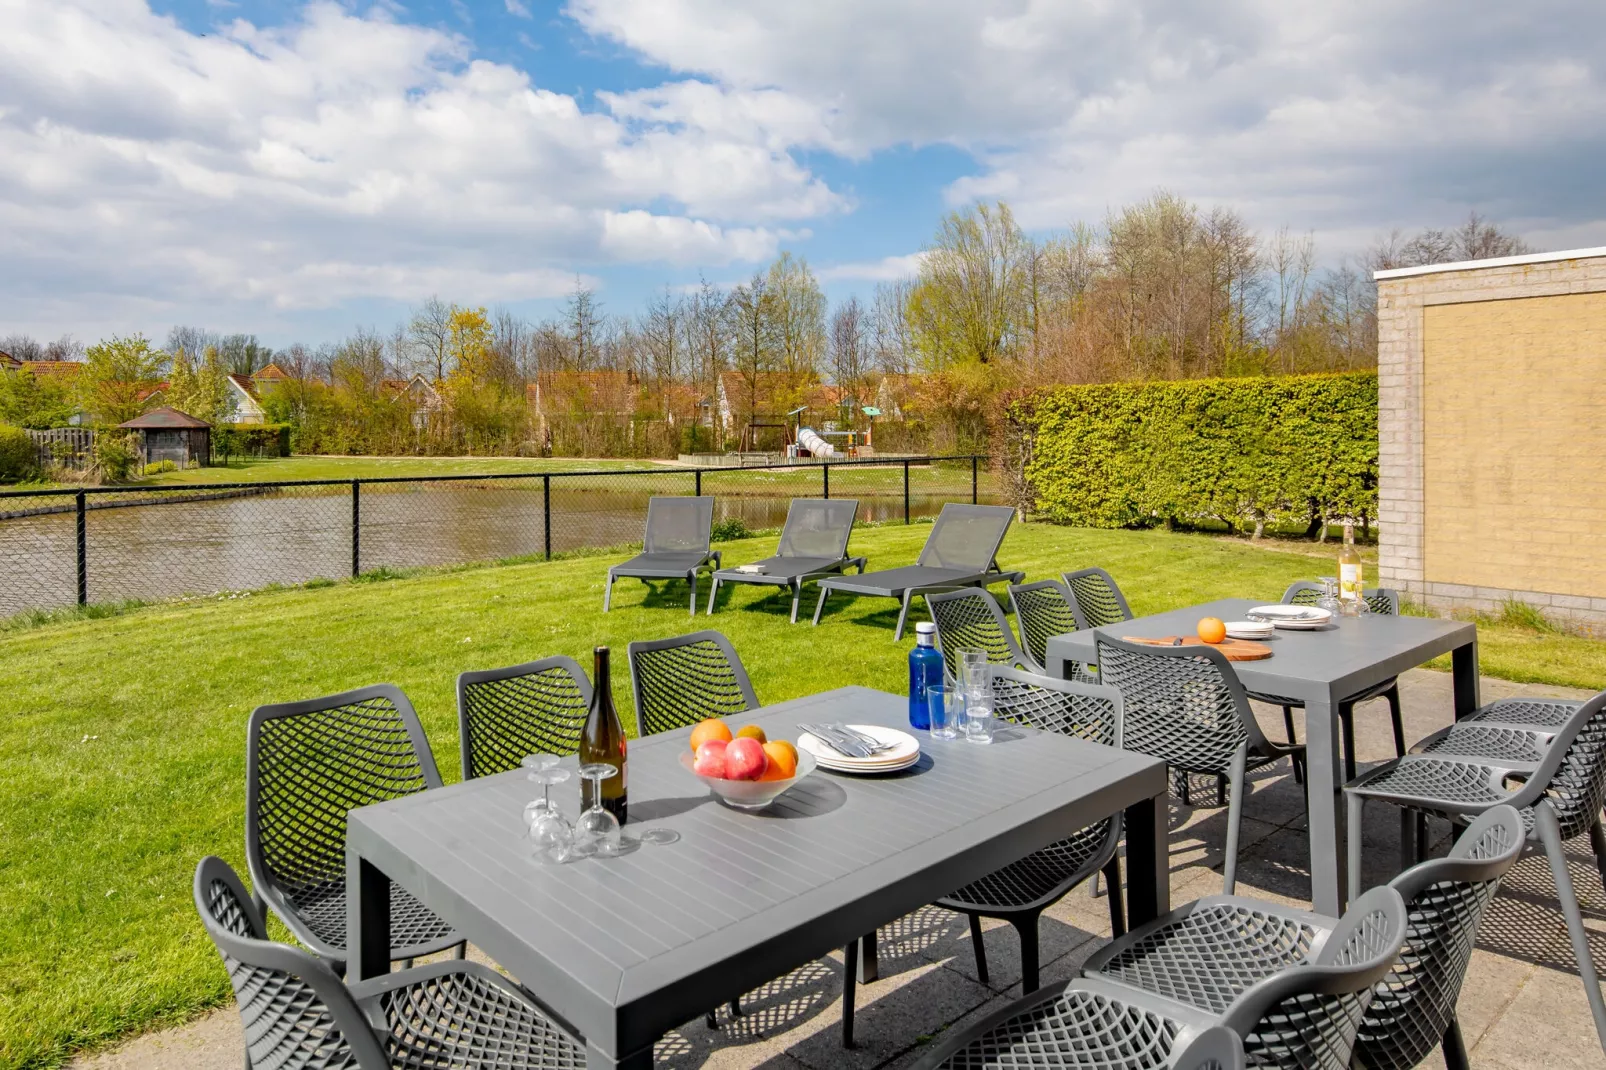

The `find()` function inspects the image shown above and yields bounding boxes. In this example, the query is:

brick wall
[1377,252,1606,635]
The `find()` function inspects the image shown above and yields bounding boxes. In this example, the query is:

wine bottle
[579,646,627,824]
[1338,522,1363,607]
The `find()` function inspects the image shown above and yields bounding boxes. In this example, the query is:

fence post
[823,463,830,499]
[903,460,910,525]
[972,456,979,504]
[350,480,361,578]
[543,474,552,561]
[75,490,87,605]
[695,469,702,497]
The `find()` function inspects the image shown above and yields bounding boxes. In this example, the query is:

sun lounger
[706,498,866,622]
[603,496,719,616]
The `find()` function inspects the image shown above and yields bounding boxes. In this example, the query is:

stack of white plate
[1245,605,1333,630]
[797,724,921,774]
[1224,620,1275,640]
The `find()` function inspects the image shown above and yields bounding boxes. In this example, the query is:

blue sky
[2,0,1604,347]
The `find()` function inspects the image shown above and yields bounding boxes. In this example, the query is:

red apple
[724,737,768,780]
[693,740,728,778]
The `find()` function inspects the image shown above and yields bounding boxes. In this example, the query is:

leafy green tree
[167,346,229,423]
[79,334,166,426]
[0,368,76,428]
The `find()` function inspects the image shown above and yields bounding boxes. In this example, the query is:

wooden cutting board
[1121,635,1273,661]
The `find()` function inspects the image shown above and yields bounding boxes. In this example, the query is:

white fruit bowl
[678,749,818,810]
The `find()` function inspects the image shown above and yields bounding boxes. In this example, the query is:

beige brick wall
[1377,254,1606,635]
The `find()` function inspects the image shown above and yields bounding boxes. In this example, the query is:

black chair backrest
[1503,688,1606,840]
[1220,886,1409,1070]
[1008,580,1085,670]
[916,503,1015,572]
[1353,806,1524,1070]
[1093,633,1276,774]
[1284,581,1399,615]
[643,496,714,554]
[246,685,442,920]
[194,856,389,1069]
[627,630,759,736]
[776,498,859,560]
[988,666,1122,748]
[457,656,593,779]
[1062,568,1133,627]
[926,588,1032,681]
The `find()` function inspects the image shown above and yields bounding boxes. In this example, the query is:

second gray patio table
[1044,596,1478,916]
[346,684,1167,1069]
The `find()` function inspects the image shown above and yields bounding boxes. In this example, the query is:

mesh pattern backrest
[255,696,430,899]
[630,638,756,736]
[991,672,1117,746]
[643,497,712,553]
[380,971,585,1069]
[1287,584,1398,615]
[1010,582,1080,669]
[918,505,1011,572]
[940,988,1179,1070]
[202,876,363,1070]
[929,590,1022,681]
[1541,697,1606,839]
[1095,639,1249,772]
[461,663,589,778]
[1065,570,1131,627]
[776,499,856,559]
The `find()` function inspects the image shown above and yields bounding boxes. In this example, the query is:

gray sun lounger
[705,498,867,623]
[603,496,720,616]
[812,503,1024,640]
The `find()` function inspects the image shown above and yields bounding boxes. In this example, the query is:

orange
[689,718,733,754]
[1197,617,1227,644]
[761,740,798,779]
[736,724,767,744]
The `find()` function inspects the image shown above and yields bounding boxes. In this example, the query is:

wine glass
[577,762,623,858]
[526,765,578,865]
[1316,577,1342,615]
[521,754,560,827]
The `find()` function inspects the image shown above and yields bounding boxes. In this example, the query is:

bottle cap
[914,622,936,634]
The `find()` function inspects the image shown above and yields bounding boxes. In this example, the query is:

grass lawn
[1,521,1600,1069]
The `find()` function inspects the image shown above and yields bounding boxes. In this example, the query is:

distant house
[223,374,267,424]
[119,407,211,467]
[251,363,293,388]
[0,351,19,373]
[528,371,644,428]
[380,374,443,429]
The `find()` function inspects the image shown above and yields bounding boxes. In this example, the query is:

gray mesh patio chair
[1345,688,1606,1057]
[246,685,461,975]
[812,503,1023,640]
[195,856,583,1070]
[1009,579,1094,679]
[626,630,759,736]
[604,496,720,616]
[1094,634,1305,894]
[706,498,866,622]
[842,671,1128,1047]
[1085,806,1525,1070]
[456,655,592,779]
[926,587,1037,679]
[910,885,1409,1070]
[1062,566,1135,628]
[1252,582,1404,784]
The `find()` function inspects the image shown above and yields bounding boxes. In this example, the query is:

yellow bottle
[1338,522,1363,605]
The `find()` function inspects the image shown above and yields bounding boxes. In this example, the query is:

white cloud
[0,0,842,332]
[817,253,926,282]
[505,0,531,17]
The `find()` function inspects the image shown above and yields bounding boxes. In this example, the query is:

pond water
[0,479,1000,616]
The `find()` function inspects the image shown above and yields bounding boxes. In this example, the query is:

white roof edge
[1373,245,1606,281]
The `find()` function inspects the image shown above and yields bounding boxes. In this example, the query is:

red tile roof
[119,406,211,429]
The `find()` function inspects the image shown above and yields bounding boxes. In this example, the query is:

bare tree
[490,307,534,386]
[564,284,604,371]
[407,297,453,382]
[829,296,869,410]
[765,252,826,379]
[871,280,916,377]
[727,272,775,428]
[0,334,43,361]
[641,288,684,418]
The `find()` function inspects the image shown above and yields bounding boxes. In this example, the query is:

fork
[797,722,870,757]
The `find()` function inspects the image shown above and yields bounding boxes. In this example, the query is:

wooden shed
[119,407,211,468]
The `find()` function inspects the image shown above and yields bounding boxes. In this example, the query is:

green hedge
[0,423,36,482]
[1011,372,1377,535]
[212,424,291,459]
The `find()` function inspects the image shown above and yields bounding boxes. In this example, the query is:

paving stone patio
[74,668,1604,1070]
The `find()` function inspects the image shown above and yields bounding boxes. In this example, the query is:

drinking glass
[964,693,996,744]
[577,763,623,858]
[521,754,560,827]
[928,683,962,740]
[959,648,989,694]
[526,764,578,865]
[1316,577,1342,615]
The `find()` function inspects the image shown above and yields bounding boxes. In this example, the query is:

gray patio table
[1043,597,1478,917]
[346,685,1169,1069]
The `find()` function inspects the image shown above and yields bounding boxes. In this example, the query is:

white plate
[798,724,921,773]
[1246,605,1332,629]
[1224,621,1274,640]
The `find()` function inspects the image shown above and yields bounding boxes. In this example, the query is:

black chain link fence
[0,456,993,618]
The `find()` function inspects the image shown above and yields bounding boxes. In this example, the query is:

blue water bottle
[908,621,943,730]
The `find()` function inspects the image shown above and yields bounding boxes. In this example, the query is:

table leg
[347,850,391,982]
[1304,692,1346,916]
[1452,639,1481,719]
[586,1040,653,1069]
[857,931,880,984]
[1124,790,1169,926]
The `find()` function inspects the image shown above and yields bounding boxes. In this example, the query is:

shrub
[212,424,292,460]
[93,430,139,483]
[0,424,37,482]
[1010,372,1377,536]
[710,516,752,542]
[143,460,177,475]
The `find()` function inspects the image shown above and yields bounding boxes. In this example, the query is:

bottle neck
[593,647,611,698]
[916,633,933,648]
[1343,523,1355,547]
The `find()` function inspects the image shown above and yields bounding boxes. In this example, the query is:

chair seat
[356,961,585,1069]
[610,551,713,577]
[1412,723,1552,764]
[1345,755,1529,824]
[712,556,849,584]
[283,879,460,958]
[1464,696,1584,729]
[1083,895,1331,1014]
[939,819,1115,913]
